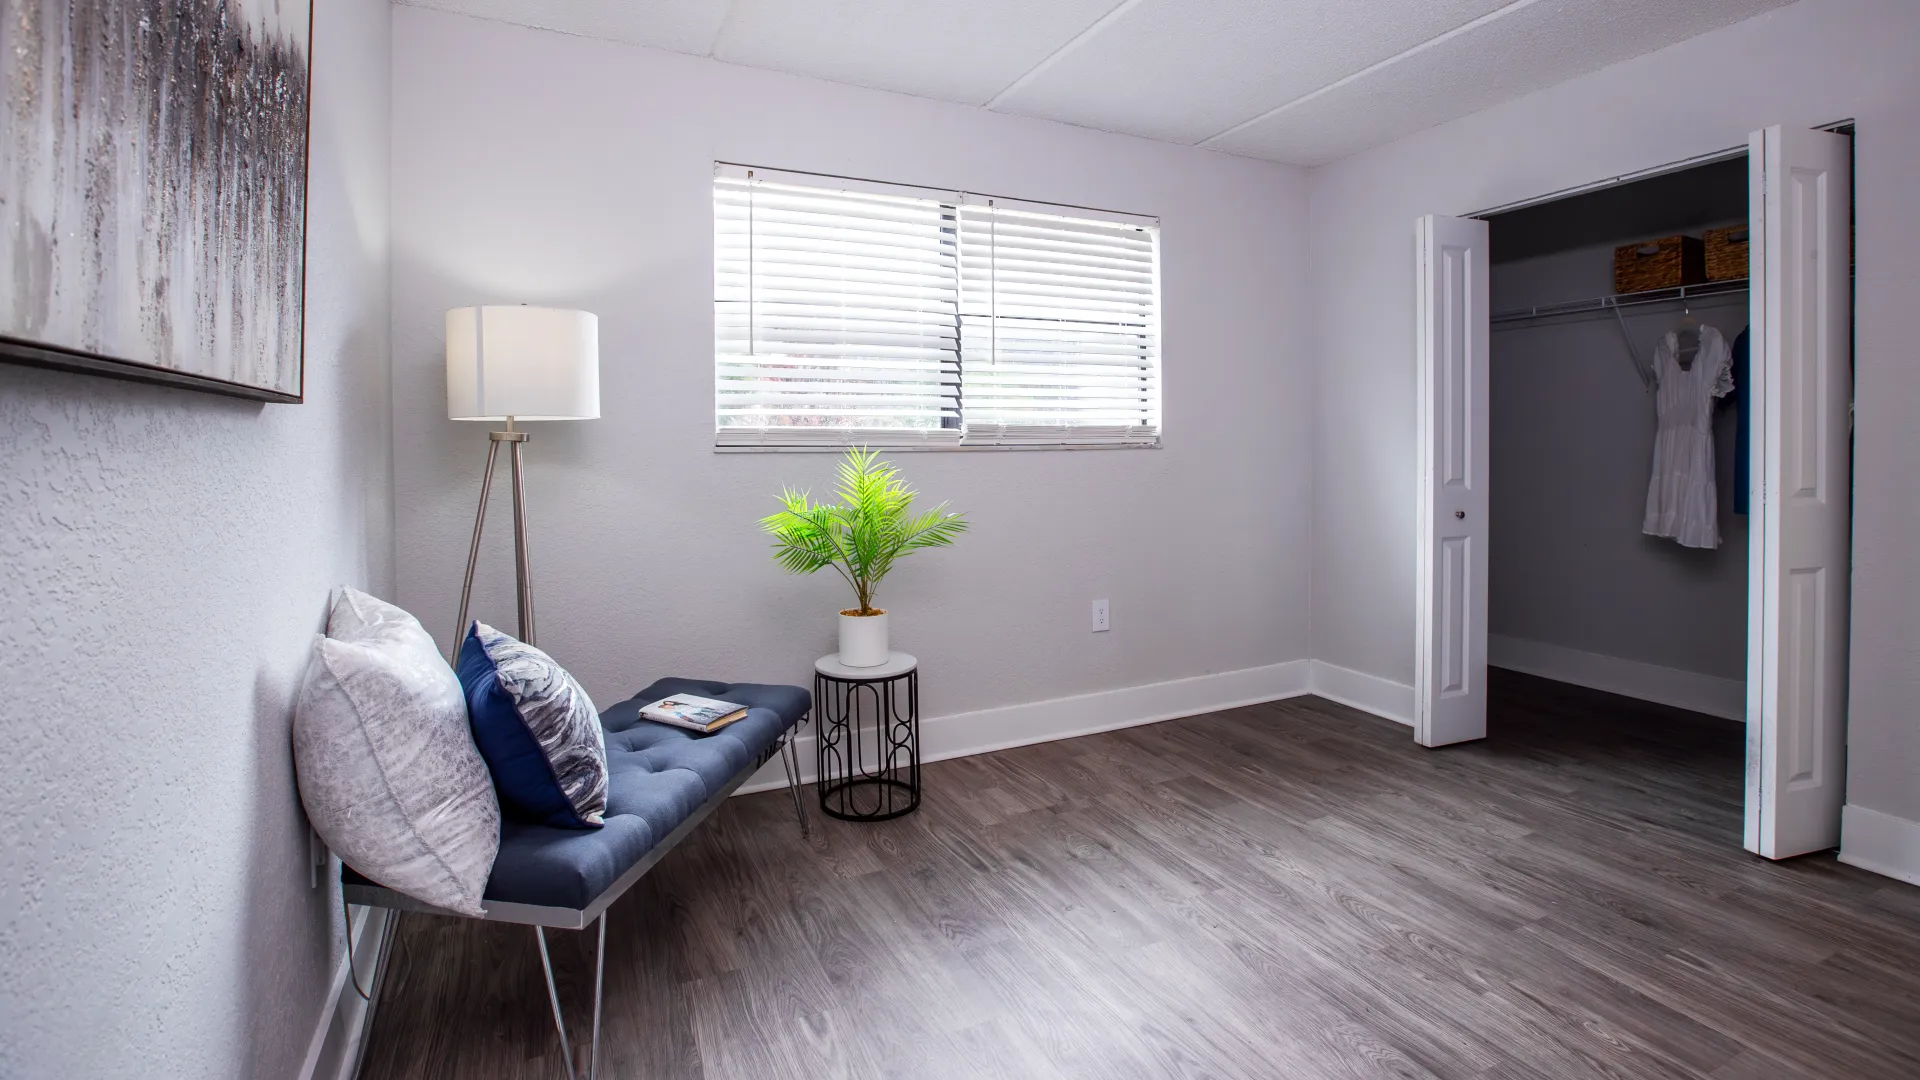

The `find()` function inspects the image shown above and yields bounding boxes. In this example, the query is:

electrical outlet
[1092,598,1110,632]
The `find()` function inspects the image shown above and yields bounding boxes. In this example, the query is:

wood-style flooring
[357,671,1920,1079]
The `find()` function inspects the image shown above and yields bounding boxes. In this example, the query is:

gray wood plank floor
[357,672,1920,1079]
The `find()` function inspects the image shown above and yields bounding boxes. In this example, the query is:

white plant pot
[838,610,890,668]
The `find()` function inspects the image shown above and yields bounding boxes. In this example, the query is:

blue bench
[343,677,811,1080]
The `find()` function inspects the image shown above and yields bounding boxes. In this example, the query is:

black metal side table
[813,652,919,820]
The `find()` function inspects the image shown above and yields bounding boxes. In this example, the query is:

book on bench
[641,694,749,733]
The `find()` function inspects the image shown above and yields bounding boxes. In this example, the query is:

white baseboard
[1839,804,1920,887]
[1488,634,1745,721]
[298,900,393,1080]
[738,659,1314,793]
[739,641,1751,796]
[1307,660,1414,726]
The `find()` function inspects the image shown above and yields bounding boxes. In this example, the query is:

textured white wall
[0,0,392,1074]
[388,8,1313,723]
[1307,0,1920,825]
[1489,236,1749,681]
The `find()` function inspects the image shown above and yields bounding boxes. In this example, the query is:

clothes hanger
[1675,295,1701,371]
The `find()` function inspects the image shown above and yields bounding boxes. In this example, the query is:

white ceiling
[403,0,1796,166]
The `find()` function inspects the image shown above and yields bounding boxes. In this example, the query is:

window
[714,165,1160,448]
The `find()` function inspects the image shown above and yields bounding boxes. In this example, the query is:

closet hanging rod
[1491,278,1749,325]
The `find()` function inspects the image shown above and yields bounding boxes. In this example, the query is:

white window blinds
[715,165,1160,448]
[957,200,1160,446]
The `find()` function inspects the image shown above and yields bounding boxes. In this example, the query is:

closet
[1483,157,1751,729]
[1414,124,1853,855]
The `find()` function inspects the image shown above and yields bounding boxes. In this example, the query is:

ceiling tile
[711,0,1126,107]
[1209,0,1796,165]
[405,0,1801,168]
[989,0,1515,145]
[398,0,733,56]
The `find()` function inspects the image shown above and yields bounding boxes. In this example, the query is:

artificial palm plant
[760,448,968,617]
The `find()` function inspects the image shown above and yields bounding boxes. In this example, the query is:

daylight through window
[714,165,1160,448]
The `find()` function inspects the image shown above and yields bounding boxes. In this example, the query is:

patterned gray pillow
[459,622,608,828]
[294,588,500,916]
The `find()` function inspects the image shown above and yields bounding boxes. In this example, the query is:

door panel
[1415,215,1489,748]
[1441,535,1469,694]
[1745,126,1852,858]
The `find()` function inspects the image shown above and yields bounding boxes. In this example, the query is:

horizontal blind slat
[957,214,1155,247]
[719,386,961,401]
[719,427,965,448]
[718,299,959,322]
[963,270,1154,297]
[726,283,958,307]
[718,331,959,351]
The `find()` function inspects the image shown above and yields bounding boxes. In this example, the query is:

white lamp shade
[446,306,600,421]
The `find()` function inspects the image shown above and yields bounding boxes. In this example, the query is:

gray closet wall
[1488,160,1749,685]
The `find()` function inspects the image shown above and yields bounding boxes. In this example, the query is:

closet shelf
[1491,278,1749,325]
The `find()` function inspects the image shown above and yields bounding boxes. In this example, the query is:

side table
[813,652,920,820]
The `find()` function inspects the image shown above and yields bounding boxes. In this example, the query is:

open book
[641,694,748,733]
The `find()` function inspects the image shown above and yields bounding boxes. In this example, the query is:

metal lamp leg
[534,914,607,1080]
[780,730,810,837]
[450,439,502,663]
[451,425,536,662]
[507,435,536,644]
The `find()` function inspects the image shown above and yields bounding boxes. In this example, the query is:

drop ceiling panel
[712,0,1124,106]
[403,0,1801,166]
[988,0,1516,146]
[1210,0,1796,165]
[405,0,732,55]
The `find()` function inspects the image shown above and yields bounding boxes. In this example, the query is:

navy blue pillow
[457,622,608,829]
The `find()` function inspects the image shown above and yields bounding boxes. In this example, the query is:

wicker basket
[1703,225,1749,281]
[1614,235,1705,294]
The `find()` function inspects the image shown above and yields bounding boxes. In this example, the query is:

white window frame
[714,163,1161,451]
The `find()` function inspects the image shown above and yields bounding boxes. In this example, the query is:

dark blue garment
[1732,327,1751,515]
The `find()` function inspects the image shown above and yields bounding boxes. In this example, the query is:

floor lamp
[445,305,599,657]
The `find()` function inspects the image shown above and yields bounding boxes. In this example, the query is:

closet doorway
[1412,125,1854,861]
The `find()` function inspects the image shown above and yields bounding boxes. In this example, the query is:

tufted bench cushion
[343,678,809,912]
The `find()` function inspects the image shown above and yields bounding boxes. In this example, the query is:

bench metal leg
[535,912,607,1080]
[344,907,403,1080]
[589,913,606,1080]
[780,728,810,837]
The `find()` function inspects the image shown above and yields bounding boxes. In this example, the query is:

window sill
[714,441,1161,454]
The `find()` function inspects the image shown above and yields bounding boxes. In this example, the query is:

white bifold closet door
[1414,214,1490,748]
[1745,126,1853,859]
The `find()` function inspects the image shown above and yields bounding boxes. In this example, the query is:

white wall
[1489,234,1748,682]
[388,9,1313,727]
[0,0,392,1074]
[1307,0,1920,846]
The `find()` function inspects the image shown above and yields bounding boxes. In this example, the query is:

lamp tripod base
[451,423,536,661]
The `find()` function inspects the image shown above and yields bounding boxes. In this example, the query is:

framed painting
[0,0,314,402]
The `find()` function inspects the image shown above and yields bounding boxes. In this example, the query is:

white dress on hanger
[1643,324,1733,548]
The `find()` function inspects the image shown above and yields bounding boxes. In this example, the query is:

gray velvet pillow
[293,587,500,916]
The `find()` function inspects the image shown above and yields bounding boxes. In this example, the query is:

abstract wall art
[0,0,313,401]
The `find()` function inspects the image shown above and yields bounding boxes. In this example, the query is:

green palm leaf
[759,447,968,614]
